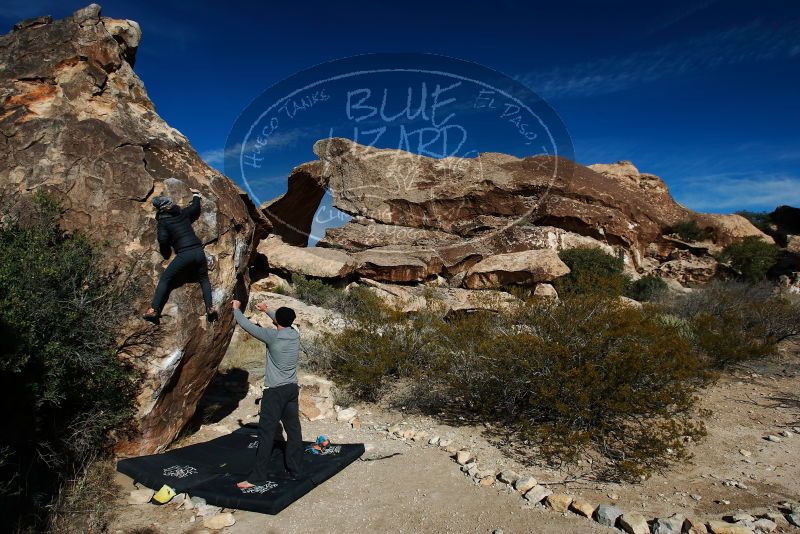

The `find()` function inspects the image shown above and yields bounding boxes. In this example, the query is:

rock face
[262,138,770,289]
[355,278,519,314]
[463,249,570,289]
[259,235,354,279]
[297,373,336,421]
[0,6,267,454]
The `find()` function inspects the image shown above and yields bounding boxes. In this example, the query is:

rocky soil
[109,340,800,533]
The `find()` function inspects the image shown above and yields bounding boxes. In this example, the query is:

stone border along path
[379,421,800,534]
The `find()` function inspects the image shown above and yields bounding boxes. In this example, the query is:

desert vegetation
[308,249,800,482]
[0,194,136,533]
[670,220,711,242]
[719,235,780,282]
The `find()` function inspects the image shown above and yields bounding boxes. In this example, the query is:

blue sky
[4,0,800,216]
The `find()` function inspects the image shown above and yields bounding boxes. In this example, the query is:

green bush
[670,220,711,242]
[0,194,135,532]
[719,236,780,282]
[290,273,346,309]
[554,247,629,297]
[626,275,668,302]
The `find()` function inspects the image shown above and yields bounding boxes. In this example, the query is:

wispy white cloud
[201,129,309,166]
[673,172,800,212]
[642,1,716,36]
[521,21,800,99]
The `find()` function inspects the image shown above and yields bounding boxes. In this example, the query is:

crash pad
[116,426,364,514]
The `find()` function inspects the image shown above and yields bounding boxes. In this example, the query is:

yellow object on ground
[151,484,176,504]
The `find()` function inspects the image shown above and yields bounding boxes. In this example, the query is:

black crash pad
[117,427,364,514]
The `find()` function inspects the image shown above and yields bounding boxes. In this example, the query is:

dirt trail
[110,342,800,533]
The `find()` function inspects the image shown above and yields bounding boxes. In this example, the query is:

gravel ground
[109,340,800,533]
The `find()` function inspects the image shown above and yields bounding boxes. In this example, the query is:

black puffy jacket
[156,195,203,258]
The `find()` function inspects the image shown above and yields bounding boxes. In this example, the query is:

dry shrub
[317,278,797,480]
[319,288,441,400]
[320,290,708,480]
[46,459,120,534]
[440,296,707,481]
[663,280,800,368]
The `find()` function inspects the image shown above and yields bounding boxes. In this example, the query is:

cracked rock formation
[0,5,269,454]
[264,138,770,286]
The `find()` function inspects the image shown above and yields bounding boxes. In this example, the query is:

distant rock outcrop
[262,138,770,287]
[0,5,269,454]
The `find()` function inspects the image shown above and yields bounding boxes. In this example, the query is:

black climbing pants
[150,247,212,314]
[250,383,303,483]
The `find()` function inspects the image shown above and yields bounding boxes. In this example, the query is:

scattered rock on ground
[569,498,596,518]
[455,450,474,465]
[298,373,337,421]
[707,520,755,534]
[652,513,686,534]
[524,484,553,503]
[751,518,777,533]
[618,512,650,534]
[497,470,519,485]
[514,476,538,493]
[336,407,358,423]
[594,504,624,527]
[195,503,222,517]
[127,488,155,505]
[685,516,709,534]
[202,512,236,530]
[545,493,573,513]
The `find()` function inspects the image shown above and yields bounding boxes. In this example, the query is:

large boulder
[266,139,770,277]
[0,6,268,454]
[463,249,570,289]
[355,278,519,314]
[693,212,775,246]
[258,235,355,279]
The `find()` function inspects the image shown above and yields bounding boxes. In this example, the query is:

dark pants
[151,247,212,313]
[250,383,303,483]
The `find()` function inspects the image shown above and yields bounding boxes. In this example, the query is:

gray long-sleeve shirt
[233,308,300,388]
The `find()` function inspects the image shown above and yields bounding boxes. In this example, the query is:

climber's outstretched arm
[183,190,202,222]
[255,301,277,323]
[231,300,276,343]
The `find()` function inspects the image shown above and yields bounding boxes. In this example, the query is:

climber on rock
[143,188,218,324]
[230,298,304,488]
